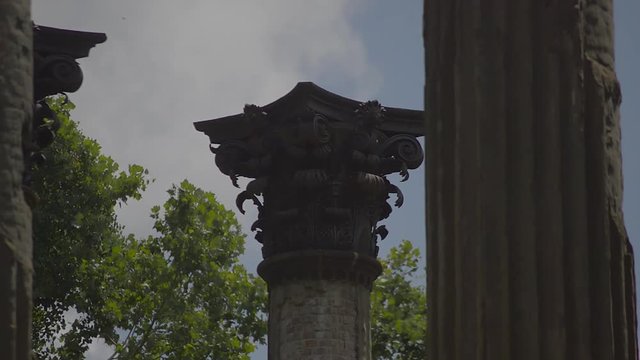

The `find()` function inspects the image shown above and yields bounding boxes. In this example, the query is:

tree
[32,99,266,359]
[31,97,149,358]
[81,181,267,359]
[371,240,426,360]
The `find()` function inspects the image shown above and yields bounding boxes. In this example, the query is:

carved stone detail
[22,25,106,202]
[33,24,106,100]
[257,250,383,290]
[196,83,424,259]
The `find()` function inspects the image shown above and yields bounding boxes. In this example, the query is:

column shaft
[268,279,372,360]
[259,250,381,360]
[0,1,33,359]
[424,0,637,359]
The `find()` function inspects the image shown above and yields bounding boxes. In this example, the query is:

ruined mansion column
[195,82,424,359]
[424,0,637,359]
[0,2,33,358]
[1,9,105,358]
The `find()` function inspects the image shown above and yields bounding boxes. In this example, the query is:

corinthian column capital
[195,82,424,260]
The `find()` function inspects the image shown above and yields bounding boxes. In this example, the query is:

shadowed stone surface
[257,249,381,359]
[196,82,424,260]
[424,0,637,359]
[0,2,33,358]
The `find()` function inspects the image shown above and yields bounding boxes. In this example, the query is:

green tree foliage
[32,99,266,359]
[32,97,149,357]
[82,181,267,359]
[371,240,426,360]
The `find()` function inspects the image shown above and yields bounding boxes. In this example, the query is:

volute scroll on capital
[195,82,424,259]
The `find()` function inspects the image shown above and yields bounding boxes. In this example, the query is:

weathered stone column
[195,82,424,359]
[0,2,33,358]
[1,16,104,358]
[424,0,637,359]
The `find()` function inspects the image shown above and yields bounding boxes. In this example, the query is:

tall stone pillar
[424,1,637,359]
[195,82,424,359]
[1,16,104,359]
[0,2,33,358]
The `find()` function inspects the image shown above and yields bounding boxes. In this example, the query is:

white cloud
[85,337,115,360]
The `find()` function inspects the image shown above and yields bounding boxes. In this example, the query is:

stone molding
[33,25,105,101]
[23,25,106,203]
[195,83,424,259]
[257,249,382,290]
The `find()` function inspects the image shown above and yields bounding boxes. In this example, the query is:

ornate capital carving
[196,83,424,259]
[33,25,106,100]
[23,25,106,205]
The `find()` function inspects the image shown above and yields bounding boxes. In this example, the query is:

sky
[31,1,639,359]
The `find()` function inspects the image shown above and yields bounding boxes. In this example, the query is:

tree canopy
[32,98,266,359]
[32,97,149,357]
[371,240,427,360]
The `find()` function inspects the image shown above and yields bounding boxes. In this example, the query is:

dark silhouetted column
[424,1,637,359]
[196,82,424,359]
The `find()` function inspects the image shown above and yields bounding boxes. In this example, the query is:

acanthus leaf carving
[207,98,423,259]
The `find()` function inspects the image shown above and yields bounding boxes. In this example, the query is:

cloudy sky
[32,1,639,359]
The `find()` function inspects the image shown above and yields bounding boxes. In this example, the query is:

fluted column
[195,82,424,359]
[424,0,637,359]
